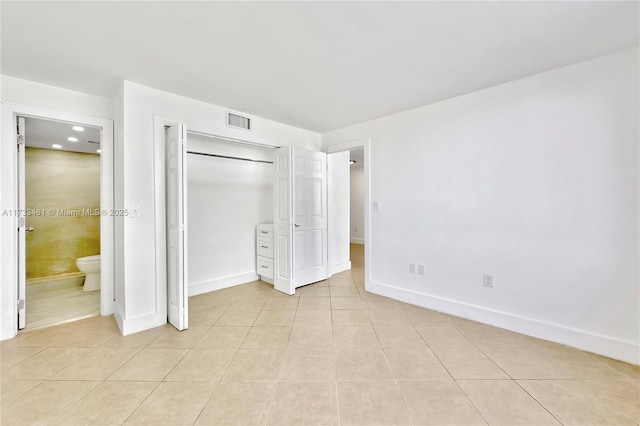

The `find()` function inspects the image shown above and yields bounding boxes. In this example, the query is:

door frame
[153,116,283,320]
[325,138,372,291]
[1,101,115,338]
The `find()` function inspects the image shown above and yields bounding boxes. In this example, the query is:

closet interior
[165,126,330,331]
[186,133,275,295]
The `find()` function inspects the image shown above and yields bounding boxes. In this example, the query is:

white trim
[330,261,352,275]
[113,304,124,333]
[119,310,166,336]
[1,101,115,341]
[324,138,372,292]
[368,279,640,365]
[350,238,365,245]
[189,272,260,297]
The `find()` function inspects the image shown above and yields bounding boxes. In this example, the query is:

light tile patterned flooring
[1,244,638,425]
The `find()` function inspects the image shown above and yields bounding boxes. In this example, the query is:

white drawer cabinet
[257,224,274,283]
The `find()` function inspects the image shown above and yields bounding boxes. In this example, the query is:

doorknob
[25,227,34,232]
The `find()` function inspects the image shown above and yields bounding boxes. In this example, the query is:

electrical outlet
[131,205,141,218]
[354,227,358,233]
[373,201,379,211]
[409,263,416,273]
[418,264,425,275]
[483,273,493,288]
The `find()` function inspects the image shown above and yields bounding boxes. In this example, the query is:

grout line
[452,380,491,426]
[513,380,566,425]
[118,380,164,425]
[43,378,104,425]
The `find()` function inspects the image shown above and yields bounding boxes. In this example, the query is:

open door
[165,123,188,330]
[273,146,294,295]
[17,116,26,330]
[293,148,328,287]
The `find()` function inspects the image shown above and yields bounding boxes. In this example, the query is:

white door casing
[293,147,328,288]
[165,123,188,330]
[273,146,294,295]
[17,117,26,330]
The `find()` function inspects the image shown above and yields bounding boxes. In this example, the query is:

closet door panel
[277,178,289,221]
[294,178,306,221]
[311,178,322,217]
[166,123,188,331]
[273,146,294,295]
[295,231,307,272]
[312,229,324,267]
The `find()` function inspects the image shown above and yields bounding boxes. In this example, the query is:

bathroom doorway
[18,116,104,329]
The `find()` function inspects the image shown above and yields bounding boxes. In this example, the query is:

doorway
[326,138,371,290]
[7,105,115,336]
[349,148,365,285]
[19,117,103,328]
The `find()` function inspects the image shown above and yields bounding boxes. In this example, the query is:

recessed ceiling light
[72,126,84,132]
[67,136,78,142]
[52,144,62,149]
[97,149,102,154]
[349,160,356,165]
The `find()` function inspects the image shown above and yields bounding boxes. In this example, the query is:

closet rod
[187,130,280,150]
[187,150,273,164]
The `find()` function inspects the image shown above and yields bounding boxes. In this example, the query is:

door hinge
[17,134,25,146]
[17,299,25,309]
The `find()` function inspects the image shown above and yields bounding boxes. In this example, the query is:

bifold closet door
[273,146,294,295]
[293,148,329,288]
[166,123,188,330]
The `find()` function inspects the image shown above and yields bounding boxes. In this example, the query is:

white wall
[187,135,273,295]
[118,81,320,334]
[0,76,114,340]
[1,75,113,120]
[328,151,351,274]
[322,48,639,364]
[350,165,365,244]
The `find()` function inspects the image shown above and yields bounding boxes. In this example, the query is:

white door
[293,147,328,287]
[165,123,188,330]
[17,116,26,329]
[273,146,294,295]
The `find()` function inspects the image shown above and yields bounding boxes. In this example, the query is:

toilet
[76,255,101,291]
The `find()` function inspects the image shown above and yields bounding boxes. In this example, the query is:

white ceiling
[25,117,101,154]
[2,2,638,132]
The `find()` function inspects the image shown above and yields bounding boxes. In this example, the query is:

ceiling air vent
[227,112,251,131]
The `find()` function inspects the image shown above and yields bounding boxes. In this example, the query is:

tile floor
[2,244,638,425]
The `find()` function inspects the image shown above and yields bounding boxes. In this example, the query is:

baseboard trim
[350,238,365,244]
[331,261,352,275]
[189,272,260,297]
[113,305,124,334]
[119,309,166,336]
[368,280,639,365]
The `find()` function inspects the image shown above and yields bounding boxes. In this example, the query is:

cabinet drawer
[257,225,273,238]
[257,238,274,259]
[257,256,273,279]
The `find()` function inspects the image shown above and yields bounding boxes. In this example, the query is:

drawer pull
[260,230,268,234]
[261,265,269,269]
[260,245,268,249]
